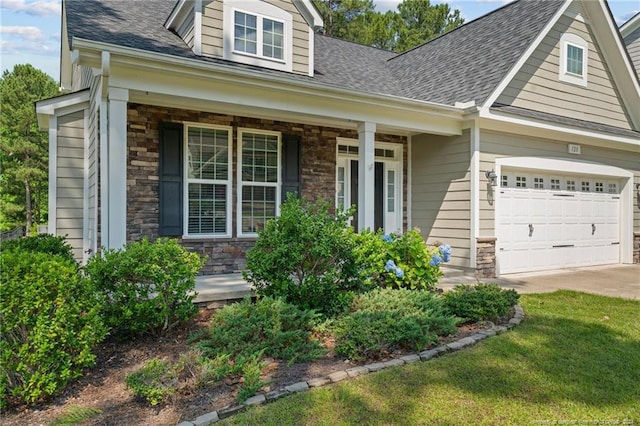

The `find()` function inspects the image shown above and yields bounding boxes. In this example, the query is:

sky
[1,0,638,83]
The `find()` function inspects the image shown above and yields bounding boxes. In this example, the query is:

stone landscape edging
[177,304,525,426]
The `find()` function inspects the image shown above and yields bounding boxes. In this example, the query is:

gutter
[71,37,465,120]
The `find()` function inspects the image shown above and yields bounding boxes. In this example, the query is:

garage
[497,169,621,274]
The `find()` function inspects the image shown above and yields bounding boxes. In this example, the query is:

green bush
[125,358,175,406]
[244,195,361,316]
[0,250,106,406]
[195,297,325,364]
[442,283,520,323]
[0,234,75,263]
[85,238,205,338]
[333,288,458,361]
[353,229,445,291]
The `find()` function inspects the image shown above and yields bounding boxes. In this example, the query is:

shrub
[195,297,325,364]
[244,195,361,316]
[333,288,458,361]
[443,283,520,323]
[353,229,447,291]
[0,250,106,406]
[0,234,75,263]
[85,238,205,338]
[125,358,175,406]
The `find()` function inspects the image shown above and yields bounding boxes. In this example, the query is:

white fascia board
[581,0,640,129]
[481,0,572,110]
[479,108,640,150]
[293,0,323,29]
[36,90,90,130]
[619,11,640,37]
[71,38,463,120]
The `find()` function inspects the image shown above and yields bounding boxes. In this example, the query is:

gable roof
[64,0,637,135]
[387,0,564,106]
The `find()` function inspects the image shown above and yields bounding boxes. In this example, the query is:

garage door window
[581,181,590,192]
[550,178,561,190]
[608,183,617,194]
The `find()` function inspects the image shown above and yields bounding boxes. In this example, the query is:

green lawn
[219,291,640,425]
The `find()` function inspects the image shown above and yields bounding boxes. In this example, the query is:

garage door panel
[497,170,620,274]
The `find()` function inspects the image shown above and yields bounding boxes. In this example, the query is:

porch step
[194,273,251,304]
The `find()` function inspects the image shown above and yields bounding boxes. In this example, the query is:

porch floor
[194,267,478,304]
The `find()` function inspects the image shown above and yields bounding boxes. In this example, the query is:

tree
[314,0,376,39]
[313,0,464,52]
[0,64,58,233]
[395,0,464,52]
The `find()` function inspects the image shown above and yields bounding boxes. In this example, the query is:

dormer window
[234,11,284,61]
[223,0,292,72]
[559,33,588,87]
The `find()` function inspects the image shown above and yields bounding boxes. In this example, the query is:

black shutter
[159,123,183,236]
[281,134,301,199]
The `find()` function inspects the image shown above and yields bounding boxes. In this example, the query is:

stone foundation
[476,237,497,278]
[126,103,407,273]
[634,232,640,264]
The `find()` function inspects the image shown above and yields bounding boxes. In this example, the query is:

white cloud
[1,0,60,17]
[0,26,57,56]
[0,25,44,41]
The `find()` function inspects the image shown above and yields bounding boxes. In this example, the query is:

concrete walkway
[195,264,640,303]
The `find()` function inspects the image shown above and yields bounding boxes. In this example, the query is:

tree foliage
[0,64,58,233]
[314,0,464,52]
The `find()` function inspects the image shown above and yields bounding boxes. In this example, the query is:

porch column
[357,121,376,231]
[106,87,129,249]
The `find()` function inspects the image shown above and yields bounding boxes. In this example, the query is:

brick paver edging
[177,305,525,426]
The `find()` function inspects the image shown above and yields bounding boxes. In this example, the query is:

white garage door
[497,170,620,274]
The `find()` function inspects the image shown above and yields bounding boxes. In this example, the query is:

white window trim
[182,123,233,239]
[335,138,403,234]
[559,33,588,87]
[222,0,293,72]
[237,128,282,238]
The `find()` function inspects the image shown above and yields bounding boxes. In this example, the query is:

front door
[336,141,402,234]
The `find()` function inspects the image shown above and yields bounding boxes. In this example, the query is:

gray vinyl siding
[177,8,195,49]
[496,8,632,130]
[71,64,94,92]
[201,0,310,75]
[479,130,640,236]
[623,26,640,77]
[411,130,471,268]
[56,111,85,260]
[202,0,224,57]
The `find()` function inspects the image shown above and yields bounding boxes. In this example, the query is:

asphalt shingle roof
[64,0,635,137]
[387,0,564,106]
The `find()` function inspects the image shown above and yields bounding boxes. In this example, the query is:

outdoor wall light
[485,169,498,187]
[636,183,640,196]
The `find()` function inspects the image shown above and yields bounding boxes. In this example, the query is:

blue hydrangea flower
[385,259,397,272]
[382,234,393,243]
[395,268,404,278]
[429,254,442,267]
[439,244,452,263]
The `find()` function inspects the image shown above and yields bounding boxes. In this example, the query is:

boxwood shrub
[0,250,106,406]
[442,283,520,323]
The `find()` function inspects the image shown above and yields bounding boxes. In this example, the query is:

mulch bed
[2,306,505,426]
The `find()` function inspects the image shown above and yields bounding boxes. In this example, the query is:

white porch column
[106,87,129,249]
[357,121,376,231]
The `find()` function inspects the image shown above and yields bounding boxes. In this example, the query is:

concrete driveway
[442,264,640,300]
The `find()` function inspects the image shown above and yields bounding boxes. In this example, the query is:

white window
[238,129,281,237]
[566,180,576,191]
[581,181,590,192]
[516,176,527,188]
[534,177,544,189]
[223,0,292,72]
[233,11,284,61]
[559,33,588,86]
[501,175,509,188]
[595,182,604,193]
[550,178,561,190]
[184,125,233,238]
[608,183,617,194]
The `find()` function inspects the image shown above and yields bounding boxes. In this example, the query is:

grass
[219,291,640,425]
[50,405,102,426]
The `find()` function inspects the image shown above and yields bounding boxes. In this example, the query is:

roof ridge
[387,0,526,62]
[315,33,395,53]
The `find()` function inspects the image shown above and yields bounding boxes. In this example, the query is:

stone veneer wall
[475,237,497,278]
[126,103,407,274]
[634,232,640,264]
